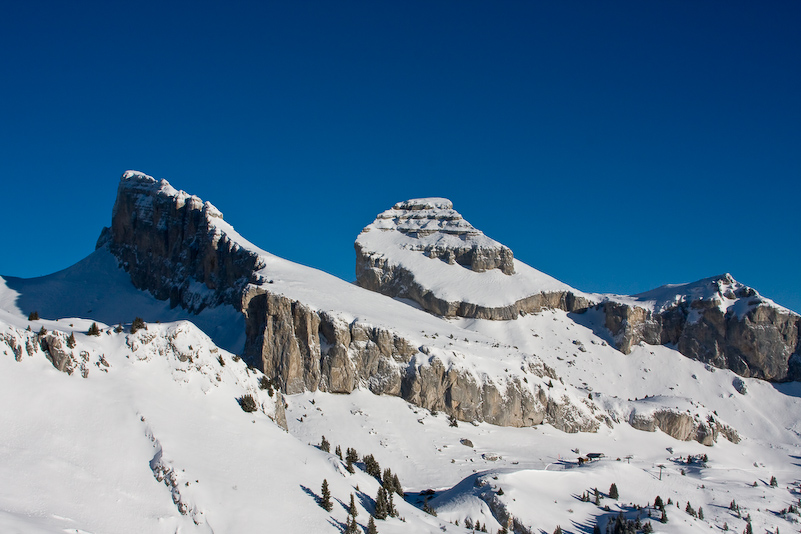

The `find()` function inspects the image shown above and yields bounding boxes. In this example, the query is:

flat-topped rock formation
[356,198,593,320]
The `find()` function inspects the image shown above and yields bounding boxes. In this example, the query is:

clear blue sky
[2,1,799,312]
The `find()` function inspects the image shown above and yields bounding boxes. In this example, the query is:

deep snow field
[1,226,799,533]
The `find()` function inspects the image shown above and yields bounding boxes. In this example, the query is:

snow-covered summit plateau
[1,171,800,534]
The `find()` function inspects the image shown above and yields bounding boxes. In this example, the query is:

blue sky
[2,1,799,312]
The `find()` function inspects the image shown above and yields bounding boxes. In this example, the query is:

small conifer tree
[38,326,47,337]
[660,509,668,523]
[349,493,358,518]
[448,414,458,427]
[654,495,664,510]
[320,435,330,452]
[698,506,704,520]
[594,488,600,505]
[67,332,76,348]
[131,317,146,333]
[346,456,355,474]
[497,487,504,495]
[554,526,563,534]
[609,483,619,499]
[770,475,778,487]
[28,311,39,321]
[320,479,332,511]
[367,515,378,534]
[87,322,100,336]
[642,522,654,533]
[240,394,258,412]
[335,445,342,459]
[374,487,388,519]
[392,473,403,496]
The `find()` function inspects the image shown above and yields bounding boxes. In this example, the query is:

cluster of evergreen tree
[320,435,330,453]
[363,454,381,479]
[87,322,101,336]
[605,512,636,534]
[463,517,489,532]
[608,483,619,500]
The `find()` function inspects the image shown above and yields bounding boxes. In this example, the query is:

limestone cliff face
[100,173,599,432]
[98,171,263,312]
[241,285,599,431]
[602,274,801,381]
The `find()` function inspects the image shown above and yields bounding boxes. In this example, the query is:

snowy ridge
[604,272,797,318]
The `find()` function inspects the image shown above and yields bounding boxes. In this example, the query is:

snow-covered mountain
[1,171,799,534]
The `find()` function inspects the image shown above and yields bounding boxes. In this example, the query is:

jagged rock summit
[366,197,516,275]
[356,198,593,320]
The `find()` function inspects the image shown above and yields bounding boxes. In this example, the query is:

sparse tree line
[28,312,147,338]
[317,437,406,533]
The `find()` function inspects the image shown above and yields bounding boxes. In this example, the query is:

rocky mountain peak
[362,197,515,275]
[98,171,261,312]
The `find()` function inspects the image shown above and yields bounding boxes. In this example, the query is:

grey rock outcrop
[98,171,263,312]
[602,274,801,381]
[629,409,739,446]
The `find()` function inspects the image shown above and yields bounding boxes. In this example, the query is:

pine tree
[594,488,600,505]
[609,483,619,500]
[349,493,358,518]
[744,520,753,534]
[660,509,668,523]
[642,522,653,533]
[770,475,778,487]
[387,490,397,518]
[320,479,333,511]
[345,516,357,534]
[67,332,76,348]
[28,311,39,321]
[131,317,146,333]
[38,326,47,337]
[698,506,704,520]
[367,516,378,534]
[382,468,393,491]
[374,487,388,519]
[592,525,601,534]
[465,518,474,529]
[335,445,342,459]
[88,322,101,336]
[448,414,458,427]
[685,502,696,517]
[364,454,381,478]
[346,456,355,474]
[320,435,330,452]
[554,526,563,534]
[346,447,359,464]
[654,496,663,510]
[392,473,403,496]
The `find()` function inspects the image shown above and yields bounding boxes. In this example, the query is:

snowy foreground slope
[1,172,800,534]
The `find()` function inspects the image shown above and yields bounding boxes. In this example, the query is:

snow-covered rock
[355,198,594,320]
[599,273,801,381]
